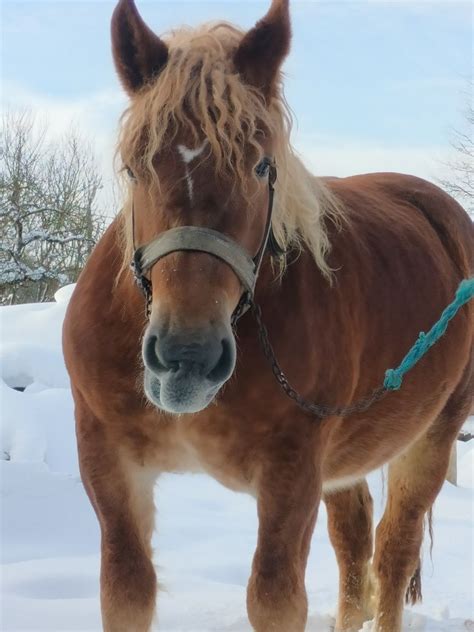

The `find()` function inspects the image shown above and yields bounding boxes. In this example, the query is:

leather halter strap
[131,161,281,322]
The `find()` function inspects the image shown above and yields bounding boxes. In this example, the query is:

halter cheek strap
[131,161,281,323]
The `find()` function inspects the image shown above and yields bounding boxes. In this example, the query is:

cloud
[1,81,127,214]
[1,80,124,145]
[294,134,456,185]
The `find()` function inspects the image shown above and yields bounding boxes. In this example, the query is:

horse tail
[404,506,433,605]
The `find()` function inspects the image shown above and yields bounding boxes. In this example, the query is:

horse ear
[233,0,291,98]
[111,0,168,95]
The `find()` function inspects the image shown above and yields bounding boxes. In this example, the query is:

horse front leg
[247,435,322,632]
[98,468,158,632]
[76,403,158,632]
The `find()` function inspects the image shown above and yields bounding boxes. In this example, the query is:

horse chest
[149,416,259,494]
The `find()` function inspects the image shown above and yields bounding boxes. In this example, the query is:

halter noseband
[131,160,283,323]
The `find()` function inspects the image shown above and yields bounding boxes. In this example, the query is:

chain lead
[250,300,388,419]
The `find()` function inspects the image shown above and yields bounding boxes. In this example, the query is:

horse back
[326,172,473,276]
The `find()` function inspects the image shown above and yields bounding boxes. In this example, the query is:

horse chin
[144,368,220,415]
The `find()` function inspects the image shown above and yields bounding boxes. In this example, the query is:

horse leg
[324,480,374,632]
[247,443,321,632]
[98,464,158,632]
[77,404,158,632]
[372,376,472,631]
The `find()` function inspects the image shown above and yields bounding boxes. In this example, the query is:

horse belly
[322,396,452,488]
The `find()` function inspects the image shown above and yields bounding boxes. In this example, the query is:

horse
[62,0,474,630]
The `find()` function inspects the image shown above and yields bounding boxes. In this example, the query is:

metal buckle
[231,292,252,327]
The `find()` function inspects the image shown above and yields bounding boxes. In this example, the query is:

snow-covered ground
[1,288,473,632]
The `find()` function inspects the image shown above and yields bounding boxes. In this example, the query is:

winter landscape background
[1,1,473,630]
[0,288,473,630]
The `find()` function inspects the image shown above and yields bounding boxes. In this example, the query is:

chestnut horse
[63,0,473,630]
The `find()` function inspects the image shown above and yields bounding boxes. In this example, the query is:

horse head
[112,0,291,413]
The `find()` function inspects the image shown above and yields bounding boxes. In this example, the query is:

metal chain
[131,260,153,318]
[230,292,252,327]
[250,300,389,419]
[144,279,153,319]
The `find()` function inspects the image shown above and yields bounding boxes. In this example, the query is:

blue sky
[2,1,472,197]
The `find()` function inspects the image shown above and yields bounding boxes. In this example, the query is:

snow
[1,288,473,631]
[0,260,70,285]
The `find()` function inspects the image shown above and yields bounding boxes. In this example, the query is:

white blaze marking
[177,142,207,203]
[178,142,207,164]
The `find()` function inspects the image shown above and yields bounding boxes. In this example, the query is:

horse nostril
[143,334,168,374]
[207,338,234,383]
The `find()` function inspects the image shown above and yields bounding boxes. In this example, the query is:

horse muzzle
[142,323,236,414]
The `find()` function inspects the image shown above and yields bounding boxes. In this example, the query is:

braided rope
[384,278,474,391]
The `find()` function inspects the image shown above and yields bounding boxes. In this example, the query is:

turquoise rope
[384,278,474,391]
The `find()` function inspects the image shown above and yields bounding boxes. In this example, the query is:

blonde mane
[117,22,344,279]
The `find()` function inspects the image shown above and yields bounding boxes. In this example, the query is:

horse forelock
[115,21,345,282]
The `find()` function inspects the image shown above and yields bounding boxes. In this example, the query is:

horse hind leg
[324,480,375,632]
[372,367,472,632]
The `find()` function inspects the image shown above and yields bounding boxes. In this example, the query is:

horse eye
[125,166,136,181]
[255,158,270,178]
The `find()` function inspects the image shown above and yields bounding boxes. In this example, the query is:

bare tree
[440,96,473,218]
[0,111,106,304]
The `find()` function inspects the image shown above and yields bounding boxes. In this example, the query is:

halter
[131,160,283,323]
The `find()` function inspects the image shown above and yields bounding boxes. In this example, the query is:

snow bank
[0,288,473,631]
[0,285,77,474]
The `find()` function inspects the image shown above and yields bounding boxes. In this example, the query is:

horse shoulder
[63,219,142,408]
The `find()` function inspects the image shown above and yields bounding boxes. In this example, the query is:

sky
[1,1,472,210]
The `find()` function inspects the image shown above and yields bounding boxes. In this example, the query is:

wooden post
[446,441,457,486]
